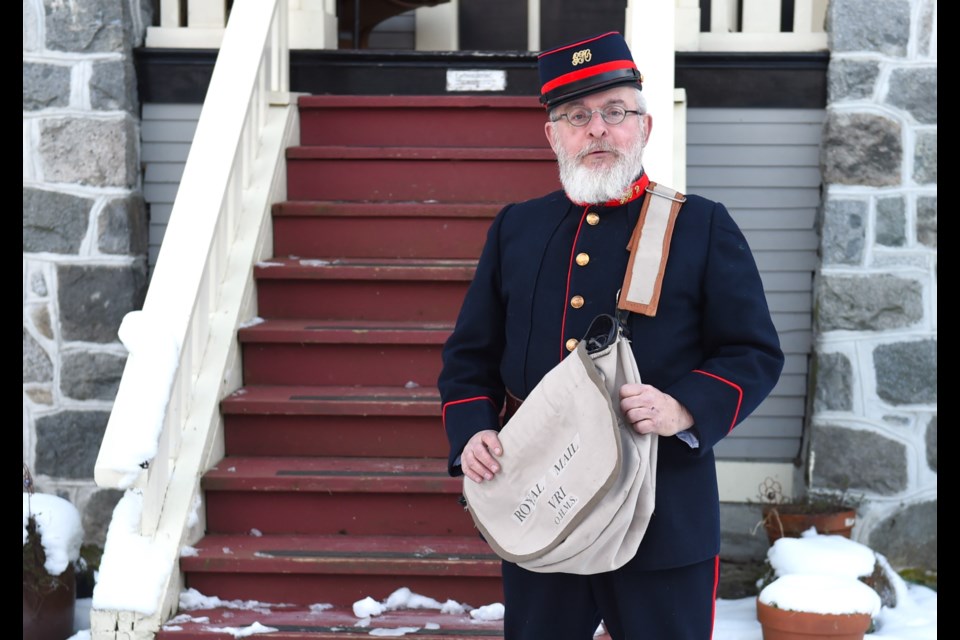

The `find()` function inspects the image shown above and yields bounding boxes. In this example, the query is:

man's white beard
[554,132,646,204]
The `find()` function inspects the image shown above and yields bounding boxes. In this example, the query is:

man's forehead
[562,86,634,108]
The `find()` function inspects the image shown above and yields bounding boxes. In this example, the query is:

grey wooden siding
[142,103,201,270]
[139,105,821,462]
[686,108,823,461]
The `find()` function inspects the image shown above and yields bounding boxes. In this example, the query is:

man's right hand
[461,430,504,483]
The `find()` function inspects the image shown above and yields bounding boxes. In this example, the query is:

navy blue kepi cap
[538,31,643,109]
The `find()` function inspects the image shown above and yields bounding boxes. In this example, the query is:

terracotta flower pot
[756,598,872,640]
[762,506,857,544]
[23,562,76,640]
[23,510,77,640]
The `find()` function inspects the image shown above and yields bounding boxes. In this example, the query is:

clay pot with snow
[23,492,84,640]
[756,574,880,640]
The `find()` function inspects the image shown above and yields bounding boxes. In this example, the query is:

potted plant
[756,574,879,640]
[754,526,916,639]
[23,463,84,640]
[756,477,861,544]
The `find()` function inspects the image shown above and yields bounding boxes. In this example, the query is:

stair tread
[287,146,555,160]
[299,94,540,108]
[255,256,476,279]
[237,319,452,343]
[222,384,440,416]
[183,533,499,573]
[158,605,510,639]
[203,456,459,493]
[273,201,501,218]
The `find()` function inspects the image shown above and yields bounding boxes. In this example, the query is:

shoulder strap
[617,182,686,317]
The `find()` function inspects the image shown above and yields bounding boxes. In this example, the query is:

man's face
[544,85,653,203]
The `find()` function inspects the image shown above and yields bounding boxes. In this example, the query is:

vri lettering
[548,487,579,525]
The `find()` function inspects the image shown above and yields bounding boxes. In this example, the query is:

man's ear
[544,121,559,153]
[641,114,653,146]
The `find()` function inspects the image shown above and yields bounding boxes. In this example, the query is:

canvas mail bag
[462,314,659,574]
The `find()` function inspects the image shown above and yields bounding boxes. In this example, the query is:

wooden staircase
[155,95,564,639]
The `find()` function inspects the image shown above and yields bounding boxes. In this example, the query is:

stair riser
[273,216,489,259]
[255,280,468,322]
[300,105,548,148]
[224,415,448,458]
[241,344,443,387]
[287,158,559,202]
[205,493,473,536]
[185,573,504,609]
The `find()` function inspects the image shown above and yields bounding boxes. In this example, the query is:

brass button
[570,295,584,309]
[586,212,600,225]
[575,252,590,266]
[565,338,579,352]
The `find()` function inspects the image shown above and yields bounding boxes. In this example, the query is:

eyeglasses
[552,106,642,127]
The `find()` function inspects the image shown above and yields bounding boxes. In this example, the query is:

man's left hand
[619,383,694,436]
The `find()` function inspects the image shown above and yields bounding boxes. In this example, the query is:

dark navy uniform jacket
[438,178,785,572]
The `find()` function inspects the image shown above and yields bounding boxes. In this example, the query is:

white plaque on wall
[446,69,507,92]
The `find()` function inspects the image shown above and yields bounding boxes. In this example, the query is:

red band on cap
[540,60,639,96]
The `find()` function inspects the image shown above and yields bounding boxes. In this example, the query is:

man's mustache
[576,143,620,161]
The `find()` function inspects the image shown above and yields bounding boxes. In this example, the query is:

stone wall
[816,0,937,571]
[23,0,150,549]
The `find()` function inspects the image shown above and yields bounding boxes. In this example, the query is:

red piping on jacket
[560,206,591,360]
[693,369,744,433]
[709,555,720,637]
[441,396,497,427]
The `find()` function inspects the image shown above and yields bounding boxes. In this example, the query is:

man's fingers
[480,433,504,456]
[473,446,500,476]
[466,443,500,480]
[462,430,504,482]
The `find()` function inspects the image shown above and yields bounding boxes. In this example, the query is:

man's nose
[585,112,609,136]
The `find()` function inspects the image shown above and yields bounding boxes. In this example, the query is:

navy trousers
[501,556,719,640]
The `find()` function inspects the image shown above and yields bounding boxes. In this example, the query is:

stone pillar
[23,0,151,554]
[816,0,936,572]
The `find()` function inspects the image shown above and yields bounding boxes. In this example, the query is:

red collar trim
[570,173,650,207]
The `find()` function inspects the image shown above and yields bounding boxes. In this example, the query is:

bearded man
[438,32,784,640]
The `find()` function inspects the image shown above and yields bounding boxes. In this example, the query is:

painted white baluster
[710,0,739,34]
[742,0,781,33]
[188,0,228,28]
[794,0,829,33]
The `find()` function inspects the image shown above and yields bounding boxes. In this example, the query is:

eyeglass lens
[563,107,630,127]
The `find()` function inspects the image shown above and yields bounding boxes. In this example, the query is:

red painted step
[181,533,503,607]
[271,201,498,259]
[253,258,474,322]
[155,606,509,640]
[238,320,450,387]
[286,146,560,202]
[298,95,549,149]
[221,385,447,458]
[202,456,472,536]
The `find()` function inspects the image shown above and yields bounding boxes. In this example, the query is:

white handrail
[91,1,297,637]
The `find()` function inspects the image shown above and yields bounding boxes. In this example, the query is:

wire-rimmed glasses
[551,105,642,127]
